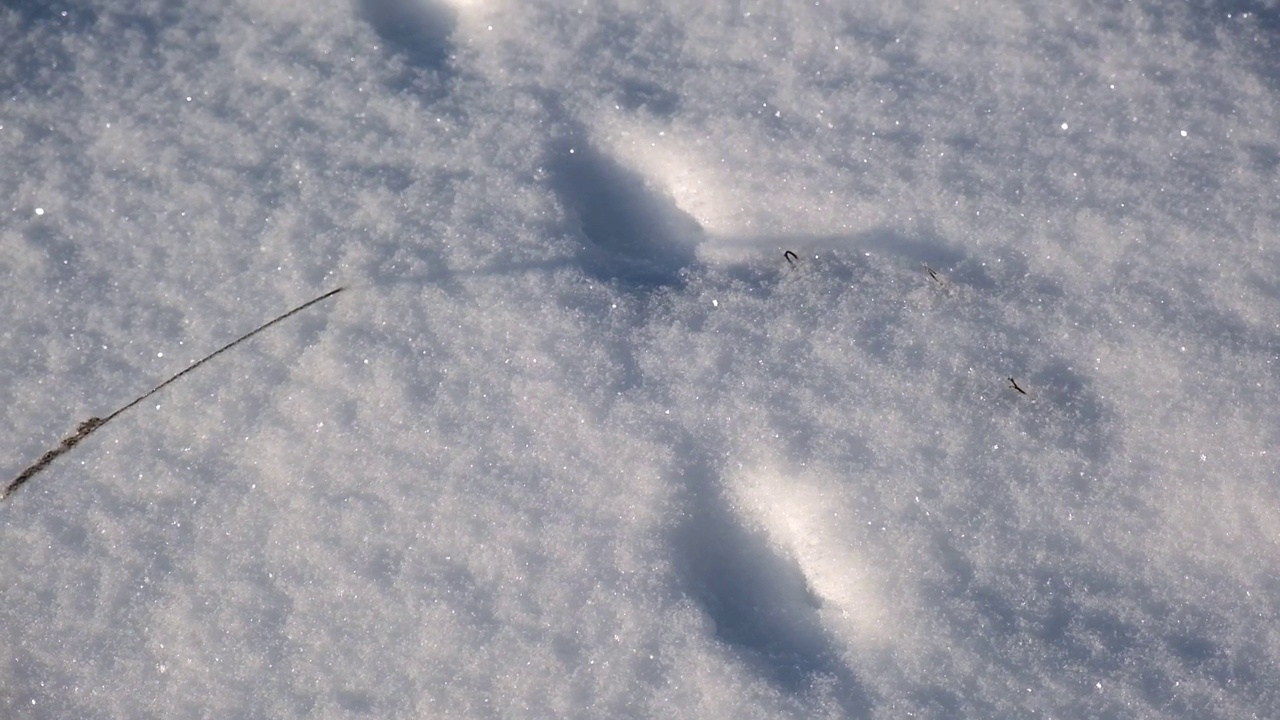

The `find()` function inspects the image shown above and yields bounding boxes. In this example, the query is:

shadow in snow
[1025,360,1113,463]
[546,138,702,289]
[356,0,456,100]
[671,455,872,714]
[613,76,681,116]
[711,226,967,276]
[356,0,456,72]
[335,688,376,713]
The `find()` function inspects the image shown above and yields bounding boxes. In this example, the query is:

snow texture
[2,0,1279,717]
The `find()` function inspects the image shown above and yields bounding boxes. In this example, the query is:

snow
[2,0,1279,717]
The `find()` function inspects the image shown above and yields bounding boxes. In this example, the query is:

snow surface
[3,0,1280,717]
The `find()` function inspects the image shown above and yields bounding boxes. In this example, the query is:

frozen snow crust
[3,0,1279,717]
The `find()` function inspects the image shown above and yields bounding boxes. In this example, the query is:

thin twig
[3,287,345,501]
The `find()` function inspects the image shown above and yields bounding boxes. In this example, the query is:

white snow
[3,0,1279,717]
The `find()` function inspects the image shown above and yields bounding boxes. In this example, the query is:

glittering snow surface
[3,1,1279,717]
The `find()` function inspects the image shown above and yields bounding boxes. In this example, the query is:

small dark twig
[784,250,799,267]
[925,264,944,286]
[1008,377,1028,395]
[3,287,345,501]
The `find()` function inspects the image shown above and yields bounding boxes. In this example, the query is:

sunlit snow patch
[598,115,902,267]
[601,119,743,237]
[728,463,896,656]
[438,0,504,40]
